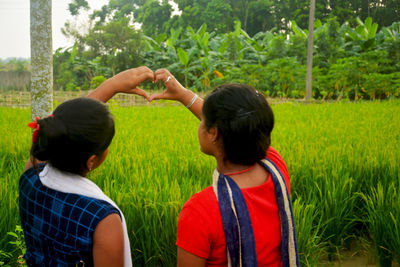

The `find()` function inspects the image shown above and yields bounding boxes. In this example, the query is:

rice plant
[360,182,400,266]
[292,197,326,266]
[0,100,399,266]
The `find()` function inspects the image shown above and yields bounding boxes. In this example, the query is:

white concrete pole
[30,0,53,119]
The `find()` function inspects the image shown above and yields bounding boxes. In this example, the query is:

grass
[292,197,325,266]
[0,100,399,266]
[360,183,400,266]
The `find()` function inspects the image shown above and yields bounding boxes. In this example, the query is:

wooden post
[30,0,53,119]
[305,0,316,102]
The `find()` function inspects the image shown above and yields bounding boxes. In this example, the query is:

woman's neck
[216,158,253,175]
[215,158,268,189]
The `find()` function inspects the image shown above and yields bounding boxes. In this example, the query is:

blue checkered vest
[19,164,120,267]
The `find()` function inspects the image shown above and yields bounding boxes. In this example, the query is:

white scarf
[39,164,132,267]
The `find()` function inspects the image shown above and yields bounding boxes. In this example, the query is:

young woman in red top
[150,69,299,267]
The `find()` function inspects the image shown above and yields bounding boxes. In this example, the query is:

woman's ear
[86,148,109,173]
[208,126,219,144]
[86,155,97,171]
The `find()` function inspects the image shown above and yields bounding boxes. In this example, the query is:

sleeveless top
[19,164,121,267]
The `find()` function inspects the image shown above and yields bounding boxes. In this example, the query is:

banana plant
[291,20,307,38]
[166,27,183,53]
[177,47,189,87]
[143,33,167,51]
[344,17,379,52]
[379,22,400,41]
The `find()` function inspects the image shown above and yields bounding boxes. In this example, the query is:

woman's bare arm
[88,66,154,103]
[93,213,124,267]
[177,247,206,267]
[25,67,154,171]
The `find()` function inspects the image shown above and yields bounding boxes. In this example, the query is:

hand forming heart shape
[110,66,189,104]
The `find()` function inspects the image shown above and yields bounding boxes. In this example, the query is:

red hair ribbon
[28,114,54,143]
[28,116,40,143]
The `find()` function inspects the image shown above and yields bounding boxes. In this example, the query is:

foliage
[90,75,107,89]
[68,0,89,16]
[0,59,30,91]
[144,18,400,99]
[133,0,172,37]
[1,101,400,265]
[0,59,30,73]
[171,0,400,35]
[280,0,400,32]
[56,13,400,99]
[360,183,400,266]
[292,197,325,266]
[84,17,146,75]
[5,3,400,100]
[0,226,26,266]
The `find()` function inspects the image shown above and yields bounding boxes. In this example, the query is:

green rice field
[1,100,399,266]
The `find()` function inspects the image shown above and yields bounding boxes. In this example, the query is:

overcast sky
[0,0,108,59]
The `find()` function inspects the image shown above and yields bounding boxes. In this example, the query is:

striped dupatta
[212,158,300,267]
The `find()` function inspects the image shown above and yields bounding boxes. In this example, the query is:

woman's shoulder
[177,186,224,258]
[179,186,222,228]
[19,163,46,192]
[179,186,224,239]
[182,186,218,212]
[266,146,290,190]
[19,164,120,222]
[266,146,284,163]
[21,163,46,178]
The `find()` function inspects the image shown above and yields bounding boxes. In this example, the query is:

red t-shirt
[176,146,290,267]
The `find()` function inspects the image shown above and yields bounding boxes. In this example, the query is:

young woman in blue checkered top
[21,67,154,266]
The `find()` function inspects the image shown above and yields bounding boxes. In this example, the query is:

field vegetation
[2,0,400,266]
[2,16,400,101]
[0,100,399,266]
[52,0,399,101]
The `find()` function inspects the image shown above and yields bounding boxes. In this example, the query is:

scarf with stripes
[212,158,300,267]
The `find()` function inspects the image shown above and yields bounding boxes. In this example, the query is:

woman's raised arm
[88,66,154,103]
[150,69,203,120]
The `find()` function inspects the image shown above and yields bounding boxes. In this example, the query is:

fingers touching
[135,66,155,84]
[148,92,166,102]
[154,68,173,84]
[116,66,186,103]
[130,88,150,102]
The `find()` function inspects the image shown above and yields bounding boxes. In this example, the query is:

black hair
[30,97,115,174]
[202,84,274,165]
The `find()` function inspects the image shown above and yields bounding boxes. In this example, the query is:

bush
[90,75,107,89]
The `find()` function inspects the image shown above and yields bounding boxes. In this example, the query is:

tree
[306,0,315,101]
[30,0,53,119]
[84,17,146,75]
[61,0,147,82]
[68,0,89,16]
[201,0,233,33]
[245,0,275,36]
[229,0,252,32]
[134,0,172,37]
[173,0,234,33]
